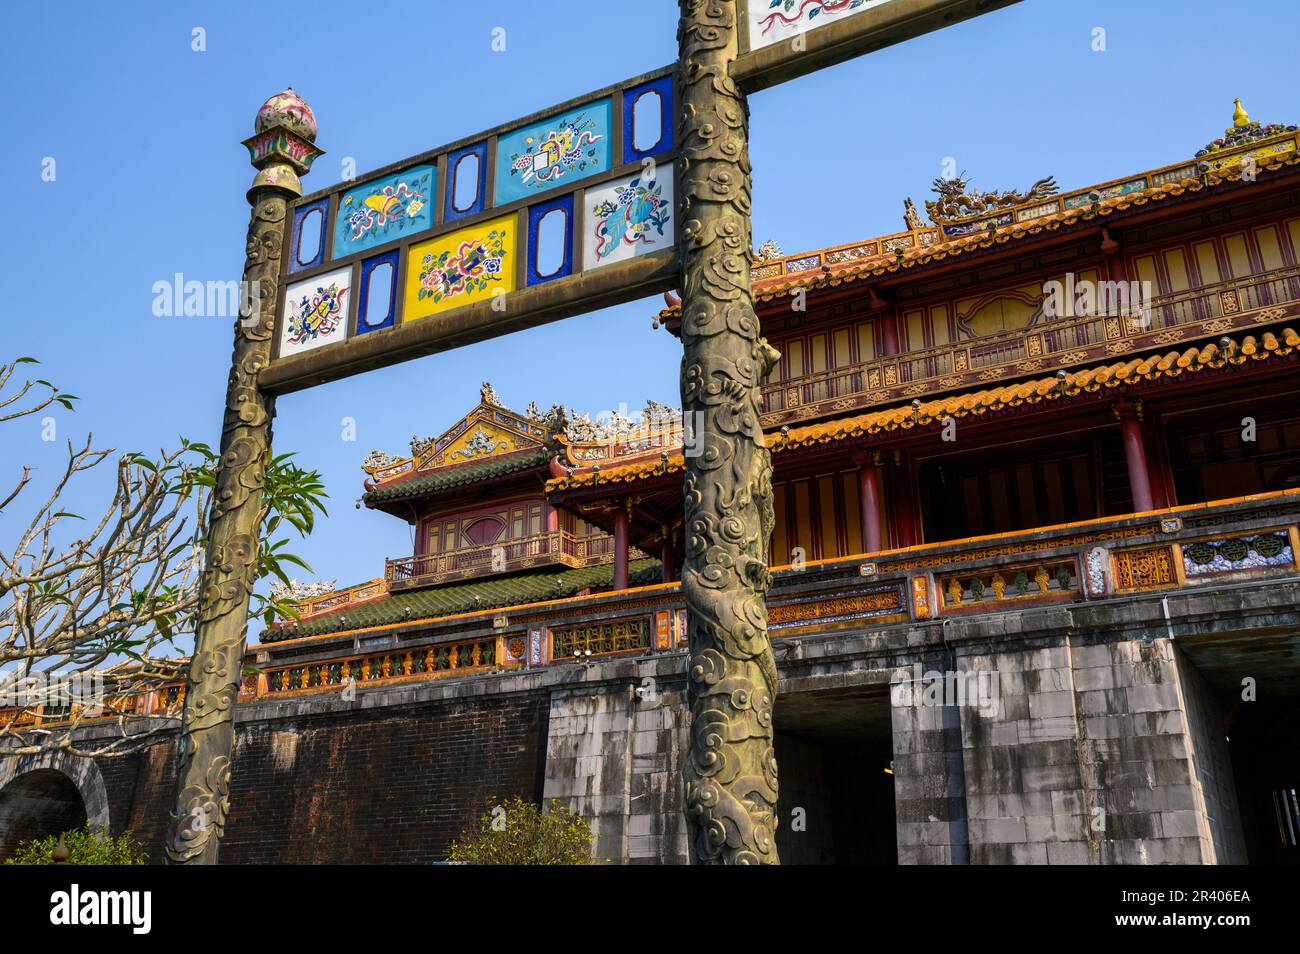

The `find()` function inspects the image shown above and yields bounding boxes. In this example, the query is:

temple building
[8,103,1300,865]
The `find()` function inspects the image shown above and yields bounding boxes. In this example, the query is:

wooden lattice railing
[761,264,1300,420]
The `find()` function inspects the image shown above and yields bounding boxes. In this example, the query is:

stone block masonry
[954,637,1244,865]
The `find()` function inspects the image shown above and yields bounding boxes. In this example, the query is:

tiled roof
[363,447,552,504]
[656,131,1300,317]
[547,327,1300,491]
[266,558,662,641]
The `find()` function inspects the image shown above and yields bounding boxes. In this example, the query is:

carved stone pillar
[166,90,322,864]
[677,0,780,865]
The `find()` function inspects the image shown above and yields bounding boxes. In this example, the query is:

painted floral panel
[404,215,517,320]
[281,267,351,358]
[748,0,895,51]
[494,100,612,206]
[332,166,435,259]
[581,167,673,271]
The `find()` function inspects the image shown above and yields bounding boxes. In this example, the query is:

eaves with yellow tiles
[546,327,1300,492]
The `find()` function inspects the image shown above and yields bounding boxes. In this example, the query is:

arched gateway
[0,752,109,860]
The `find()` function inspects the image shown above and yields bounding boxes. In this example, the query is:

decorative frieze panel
[280,267,352,358]
[405,215,517,320]
[1084,546,1110,597]
[494,100,612,206]
[745,0,895,50]
[264,67,681,392]
[1112,545,1179,591]
[1182,529,1297,577]
[581,167,674,271]
[766,584,905,632]
[333,166,435,259]
[551,618,650,659]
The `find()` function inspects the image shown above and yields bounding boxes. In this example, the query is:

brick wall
[93,691,548,864]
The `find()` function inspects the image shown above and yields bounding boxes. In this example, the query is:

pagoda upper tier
[652,101,1300,429]
[662,102,1298,316]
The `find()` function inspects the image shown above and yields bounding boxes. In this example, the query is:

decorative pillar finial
[1232,97,1251,129]
[241,87,325,201]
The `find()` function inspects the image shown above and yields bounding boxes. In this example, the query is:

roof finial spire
[1233,97,1251,129]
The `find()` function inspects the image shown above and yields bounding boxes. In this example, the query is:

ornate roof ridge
[655,107,1299,317]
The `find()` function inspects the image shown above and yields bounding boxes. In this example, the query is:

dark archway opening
[1224,699,1300,865]
[0,769,88,861]
[775,685,896,864]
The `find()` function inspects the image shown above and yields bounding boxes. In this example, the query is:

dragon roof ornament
[559,399,681,444]
[269,578,338,603]
[920,173,1059,225]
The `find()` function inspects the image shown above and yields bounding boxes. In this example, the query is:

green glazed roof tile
[267,558,662,641]
[363,448,552,505]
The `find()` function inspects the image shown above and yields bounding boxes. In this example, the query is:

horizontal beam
[734,0,1023,93]
[259,248,678,395]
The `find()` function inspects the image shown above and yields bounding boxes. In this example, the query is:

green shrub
[447,796,594,865]
[4,824,148,865]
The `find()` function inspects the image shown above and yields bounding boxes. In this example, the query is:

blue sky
[2,0,1297,619]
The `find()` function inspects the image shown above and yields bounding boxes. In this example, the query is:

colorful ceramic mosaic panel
[281,267,352,358]
[290,198,328,273]
[582,167,674,271]
[1182,531,1295,576]
[942,211,1013,238]
[333,166,435,260]
[403,215,517,320]
[1063,177,1147,210]
[623,76,674,161]
[747,0,895,51]
[356,250,399,335]
[494,100,613,206]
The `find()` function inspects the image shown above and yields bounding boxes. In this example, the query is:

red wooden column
[1143,410,1175,509]
[1117,400,1155,513]
[881,314,899,358]
[613,506,630,590]
[660,529,676,584]
[892,452,919,548]
[858,453,883,554]
[869,290,899,358]
[1101,227,1127,284]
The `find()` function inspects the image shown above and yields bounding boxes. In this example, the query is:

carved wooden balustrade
[0,681,185,729]
[248,637,499,699]
[550,619,652,659]
[761,264,1300,423]
[385,530,645,591]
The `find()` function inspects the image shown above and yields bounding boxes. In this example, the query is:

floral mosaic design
[418,233,506,303]
[333,166,435,259]
[281,267,351,358]
[748,0,893,50]
[404,216,517,320]
[1182,532,1295,576]
[495,101,612,205]
[583,169,673,270]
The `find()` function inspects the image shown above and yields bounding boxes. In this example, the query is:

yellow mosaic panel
[404,215,517,320]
